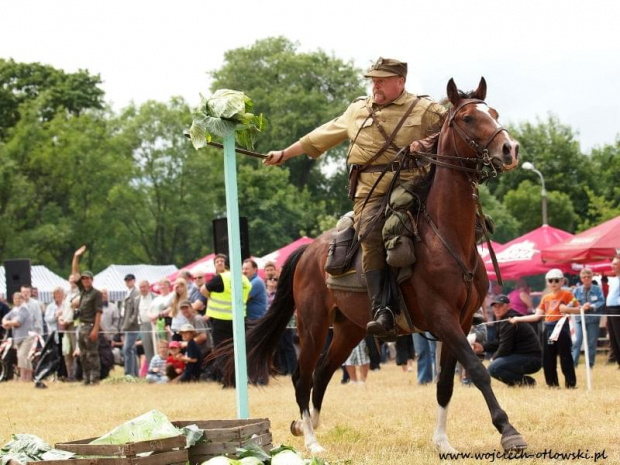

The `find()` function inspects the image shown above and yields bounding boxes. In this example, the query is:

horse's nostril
[502,141,519,163]
[502,142,511,156]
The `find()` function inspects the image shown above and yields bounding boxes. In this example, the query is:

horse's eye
[462,115,474,123]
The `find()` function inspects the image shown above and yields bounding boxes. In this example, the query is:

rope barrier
[474,312,620,327]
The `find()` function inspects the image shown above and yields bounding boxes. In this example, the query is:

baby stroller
[0,336,17,382]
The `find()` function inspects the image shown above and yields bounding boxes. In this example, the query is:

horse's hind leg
[312,317,366,418]
[441,324,527,451]
[433,342,459,454]
[290,309,330,454]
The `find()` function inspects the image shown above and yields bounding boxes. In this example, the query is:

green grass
[1,356,619,464]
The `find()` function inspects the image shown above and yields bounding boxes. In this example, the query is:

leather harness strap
[368,106,401,154]
[361,159,416,173]
[358,97,420,173]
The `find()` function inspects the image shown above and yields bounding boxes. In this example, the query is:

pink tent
[541,215,620,264]
[484,225,574,281]
[477,241,504,260]
[259,237,314,273]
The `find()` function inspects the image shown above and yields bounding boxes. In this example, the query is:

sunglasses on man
[547,278,562,284]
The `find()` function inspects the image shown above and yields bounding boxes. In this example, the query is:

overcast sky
[2,0,619,153]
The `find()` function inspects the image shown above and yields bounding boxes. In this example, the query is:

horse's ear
[472,77,487,101]
[447,78,459,106]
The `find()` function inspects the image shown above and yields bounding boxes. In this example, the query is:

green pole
[222,133,249,418]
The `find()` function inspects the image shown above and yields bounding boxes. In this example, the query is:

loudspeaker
[4,259,31,304]
[212,217,250,260]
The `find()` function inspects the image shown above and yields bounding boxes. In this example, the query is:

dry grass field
[1,356,619,464]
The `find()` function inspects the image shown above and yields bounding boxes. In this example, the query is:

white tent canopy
[0,265,69,304]
[94,264,178,302]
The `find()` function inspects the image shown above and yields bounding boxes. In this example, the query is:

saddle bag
[324,227,357,276]
[383,182,418,268]
[325,213,358,276]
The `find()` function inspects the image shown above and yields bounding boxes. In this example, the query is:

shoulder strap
[368,106,399,153]
[360,97,420,171]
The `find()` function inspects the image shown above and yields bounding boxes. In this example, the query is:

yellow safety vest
[206,271,251,320]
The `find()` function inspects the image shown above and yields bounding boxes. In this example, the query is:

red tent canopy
[541,215,620,264]
[477,241,504,260]
[485,225,574,280]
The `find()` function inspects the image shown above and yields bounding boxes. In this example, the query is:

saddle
[324,213,419,335]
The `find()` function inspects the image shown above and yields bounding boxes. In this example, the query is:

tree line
[1,37,619,276]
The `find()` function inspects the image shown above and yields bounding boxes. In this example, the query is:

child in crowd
[146,340,169,384]
[165,340,185,381]
[510,268,586,388]
[178,323,201,382]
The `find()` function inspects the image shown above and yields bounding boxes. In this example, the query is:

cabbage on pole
[187,89,266,150]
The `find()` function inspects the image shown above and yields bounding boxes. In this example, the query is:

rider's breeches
[354,196,387,272]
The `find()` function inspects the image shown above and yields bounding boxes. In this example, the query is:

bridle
[413,98,510,183]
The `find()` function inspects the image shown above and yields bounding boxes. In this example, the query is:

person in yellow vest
[202,254,251,349]
[201,254,251,383]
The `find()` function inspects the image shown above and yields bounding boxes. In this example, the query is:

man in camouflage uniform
[264,57,446,338]
[71,245,103,385]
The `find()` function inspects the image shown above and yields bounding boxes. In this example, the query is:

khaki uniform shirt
[300,91,446,199]
[76,280,103,325]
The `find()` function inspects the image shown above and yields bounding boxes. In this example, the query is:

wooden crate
[173,419,271,464]
[49,435,188,465]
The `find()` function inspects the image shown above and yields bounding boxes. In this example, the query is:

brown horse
[222,78,523,454]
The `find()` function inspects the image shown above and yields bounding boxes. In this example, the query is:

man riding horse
[264,57,445,339]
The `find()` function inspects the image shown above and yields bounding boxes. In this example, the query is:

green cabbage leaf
[188,89,266,150]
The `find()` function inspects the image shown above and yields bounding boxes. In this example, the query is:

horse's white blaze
[301,410,325,454]
[475,103,501,129]
[433,405,458,454]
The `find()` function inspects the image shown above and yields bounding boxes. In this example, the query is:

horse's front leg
[432,341,459,454]
[440,323,527,451]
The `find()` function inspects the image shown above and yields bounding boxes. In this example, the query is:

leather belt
[360,160,415,173]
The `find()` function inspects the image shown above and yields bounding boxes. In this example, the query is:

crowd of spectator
[2,253,619,390]
[0,247,296,386]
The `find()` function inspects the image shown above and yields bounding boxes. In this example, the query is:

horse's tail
[215,243,309,386]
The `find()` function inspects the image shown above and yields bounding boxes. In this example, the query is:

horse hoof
[307,442,326,454]
[290,420,303,437]
[501,434,527,451]
[433,439,458,455]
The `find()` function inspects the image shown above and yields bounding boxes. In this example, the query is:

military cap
[81,270,94,279]
[364,57,408,78]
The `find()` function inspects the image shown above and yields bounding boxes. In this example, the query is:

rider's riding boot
[365,269,396,339]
